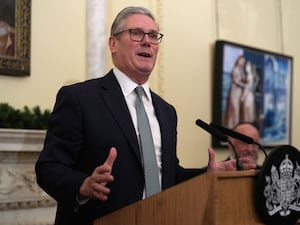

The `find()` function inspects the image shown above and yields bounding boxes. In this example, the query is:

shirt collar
[113,67,152,101]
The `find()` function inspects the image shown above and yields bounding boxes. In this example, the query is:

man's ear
[108,36,117,53]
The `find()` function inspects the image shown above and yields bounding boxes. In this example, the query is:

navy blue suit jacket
[35,70,206,225]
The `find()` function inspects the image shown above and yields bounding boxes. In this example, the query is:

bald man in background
[227,122,261,168]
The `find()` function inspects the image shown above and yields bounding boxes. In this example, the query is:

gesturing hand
[206,147,256,172]
[79,147,117,201]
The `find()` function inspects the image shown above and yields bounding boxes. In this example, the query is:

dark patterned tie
[135,86,161,197]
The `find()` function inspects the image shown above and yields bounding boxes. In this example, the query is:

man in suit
[35,6,255,225]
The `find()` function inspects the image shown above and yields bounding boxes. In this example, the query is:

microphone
[210,122,268,158]
[195,119,228,142]
[195,119,243,170]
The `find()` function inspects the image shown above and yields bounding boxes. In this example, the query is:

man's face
[109,14,160,84]
[231,124,260,164]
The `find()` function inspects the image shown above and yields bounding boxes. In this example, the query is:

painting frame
[212,40,293,148]
[0,0,31,76]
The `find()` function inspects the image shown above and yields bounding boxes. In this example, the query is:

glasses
[114,28,164,44]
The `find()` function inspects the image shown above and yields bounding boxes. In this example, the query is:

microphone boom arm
[210,122,268,158]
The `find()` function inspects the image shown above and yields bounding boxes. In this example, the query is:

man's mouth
[137,52,151,58]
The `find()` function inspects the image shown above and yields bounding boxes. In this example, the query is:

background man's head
[229,123,260,164]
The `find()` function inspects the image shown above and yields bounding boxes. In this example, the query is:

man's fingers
[208,147,216,164]
[105,147,117,167]
[94,147,117,174]
[80,148,117,201]
[207,147,218,172]
[91,182,111,195]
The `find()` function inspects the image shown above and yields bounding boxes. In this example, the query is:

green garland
[0,103,51,130]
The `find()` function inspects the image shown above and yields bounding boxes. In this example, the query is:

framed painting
[212,40,293,148]
[0,0,31,76]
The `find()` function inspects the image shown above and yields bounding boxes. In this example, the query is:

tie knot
[135,86,144,99]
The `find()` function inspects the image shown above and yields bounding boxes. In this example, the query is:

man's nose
[248,144,258,151]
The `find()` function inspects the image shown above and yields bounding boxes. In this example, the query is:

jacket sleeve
[35,85,88,204]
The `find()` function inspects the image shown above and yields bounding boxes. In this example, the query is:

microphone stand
[253,141,268,158]
[227,139,243,170]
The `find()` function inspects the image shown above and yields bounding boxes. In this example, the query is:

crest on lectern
[256,145,300,225]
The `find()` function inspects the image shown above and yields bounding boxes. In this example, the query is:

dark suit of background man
[35,6,255,225]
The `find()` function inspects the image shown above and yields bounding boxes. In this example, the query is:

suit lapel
[151,92,171,154]
[151,92,177,189]
[98,71,142,165]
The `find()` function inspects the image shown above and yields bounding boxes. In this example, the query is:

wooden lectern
[94,170,267,225]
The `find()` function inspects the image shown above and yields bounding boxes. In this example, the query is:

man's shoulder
[61,70,115,91]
